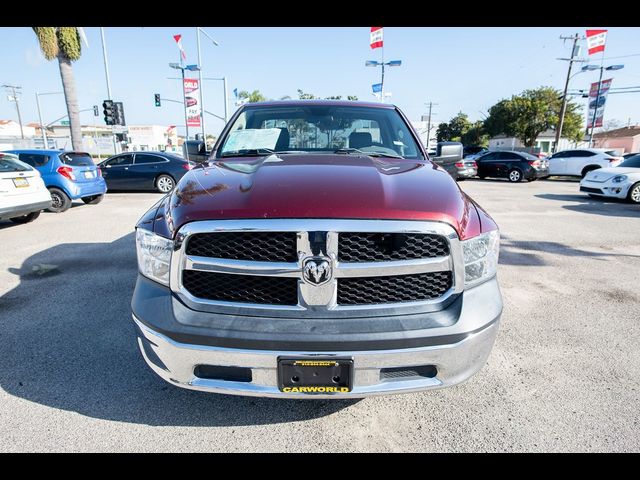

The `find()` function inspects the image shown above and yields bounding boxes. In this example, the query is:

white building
[0,120,36,138]
[126,125,179,153]
[489,129,588,155]
[411,120,437,150]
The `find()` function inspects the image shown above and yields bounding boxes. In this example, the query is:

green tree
[436,122,451,142]
[32,27,83,150]
[484,87,583,147]
[461,120,489,146]
[237,90,267,103]
[447,112,471,141]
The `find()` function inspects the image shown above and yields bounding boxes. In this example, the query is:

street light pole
[100,27,118,155]
[35,93,46,147]
[181,67,189,140]
[196,27,205,141]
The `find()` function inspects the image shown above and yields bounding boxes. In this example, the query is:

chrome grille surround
[170,219,464,319]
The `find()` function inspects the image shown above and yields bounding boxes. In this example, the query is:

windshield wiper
[220,148,275,157]
[334,148,404,159]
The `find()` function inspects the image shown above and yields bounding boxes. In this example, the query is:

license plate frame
[12,177,29,188]
[84,171,95,179]
[277,357,354,394]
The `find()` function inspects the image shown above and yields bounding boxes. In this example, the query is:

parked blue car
[5,149,107,213]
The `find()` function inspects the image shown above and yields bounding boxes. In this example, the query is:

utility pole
[423,101,438,150]
[555,33,584,153]
[589,65,605,148]
[3,84,25,139]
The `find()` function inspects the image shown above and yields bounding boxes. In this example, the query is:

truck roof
[241,99,396,109]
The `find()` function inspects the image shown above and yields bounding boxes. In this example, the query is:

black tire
[581,165,600,178]
[9,211,41,224]
[508,169,523,183]
[48,188,71,213]
[82,194,104,205]
[155,174,175,193]
[478,174,486,180]
[628,182,640,204]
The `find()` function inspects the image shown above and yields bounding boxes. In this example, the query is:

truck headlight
[462,230,500,287]
[136,228,173,286]
[612,175,627,183]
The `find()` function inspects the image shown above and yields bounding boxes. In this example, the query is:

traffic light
[93,105,99,116]
[154,94,161,107]
[102,100,114,125]
[114,102,126,126]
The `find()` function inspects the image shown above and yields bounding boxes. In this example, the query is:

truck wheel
[10,211,41,224]
[156,175,175,193]
[628,182,640,204]
[48,188,71,213]
[82,194,104,205]
[508,169,523,182]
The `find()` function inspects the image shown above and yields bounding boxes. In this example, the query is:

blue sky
[2,26,639,137]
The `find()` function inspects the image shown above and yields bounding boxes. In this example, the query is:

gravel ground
[0,179,639,452]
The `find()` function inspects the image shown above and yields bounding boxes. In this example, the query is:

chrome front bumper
[133,278,501,398]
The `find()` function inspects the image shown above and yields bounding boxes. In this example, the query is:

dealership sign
[586,78,612,129]
[183,78,201,128]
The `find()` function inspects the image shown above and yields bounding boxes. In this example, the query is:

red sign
[370,27,383,49]
[184,79,201,128]
[586,29,607,55]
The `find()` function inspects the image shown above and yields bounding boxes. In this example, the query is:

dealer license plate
[277,357,353,394]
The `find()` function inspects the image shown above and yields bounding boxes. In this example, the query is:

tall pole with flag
[586,29,608,147]
[370,27,384,101]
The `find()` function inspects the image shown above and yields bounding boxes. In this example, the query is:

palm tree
[237,90,267,103]
[32,27,83,150]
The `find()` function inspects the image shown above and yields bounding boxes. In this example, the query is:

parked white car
[579,154,640,203]
[546,148,623,177]
[0,153,52,224]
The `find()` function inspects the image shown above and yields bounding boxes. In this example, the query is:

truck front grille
[337,271,453,305]
[182,270,298,305]
[186,231,297,262]
[173,220,460,315]
[338,232,449,262]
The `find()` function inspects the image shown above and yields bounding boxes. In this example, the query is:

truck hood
[159,154,479,239]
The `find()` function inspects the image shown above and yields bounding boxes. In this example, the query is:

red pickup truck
[132,100,502,398]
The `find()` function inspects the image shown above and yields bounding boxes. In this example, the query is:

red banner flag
[370,27,383,49]
[173,34,187,60]
[586,29,607,55]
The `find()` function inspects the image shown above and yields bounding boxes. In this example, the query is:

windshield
[59,152,94,167]
[217,104,423,159]
[0,154,31,172]
[619,155,640,168]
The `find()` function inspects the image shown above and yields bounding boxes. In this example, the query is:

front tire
[508,169,523,183]
[10,211,41,224]
[82,194,104,205]
[581,165,600,178]
[628,182,640,204]
[155,175,175,193]
[48,188,71,213]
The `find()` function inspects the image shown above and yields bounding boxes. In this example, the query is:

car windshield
[59,152,94,167]
[0,154,31,172]
[217,104,423,160]
[619,155,640,168]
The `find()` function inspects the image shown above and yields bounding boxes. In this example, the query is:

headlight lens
[136,228,173,286]
[612,175,627,183]
[461,230,500,287]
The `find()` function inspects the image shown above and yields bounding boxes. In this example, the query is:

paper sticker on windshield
[223,128,282,153]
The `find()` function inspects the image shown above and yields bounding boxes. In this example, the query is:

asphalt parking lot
[1,178,639,452]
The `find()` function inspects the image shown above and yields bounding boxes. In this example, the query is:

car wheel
[9,211,41,224]
[156,175,175,193]
[628,182,640,204]
[82,194,104,205]
[48,188,71,213]
[508,169,523,182]
[478,174,486,180]
[581,165,600,178]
